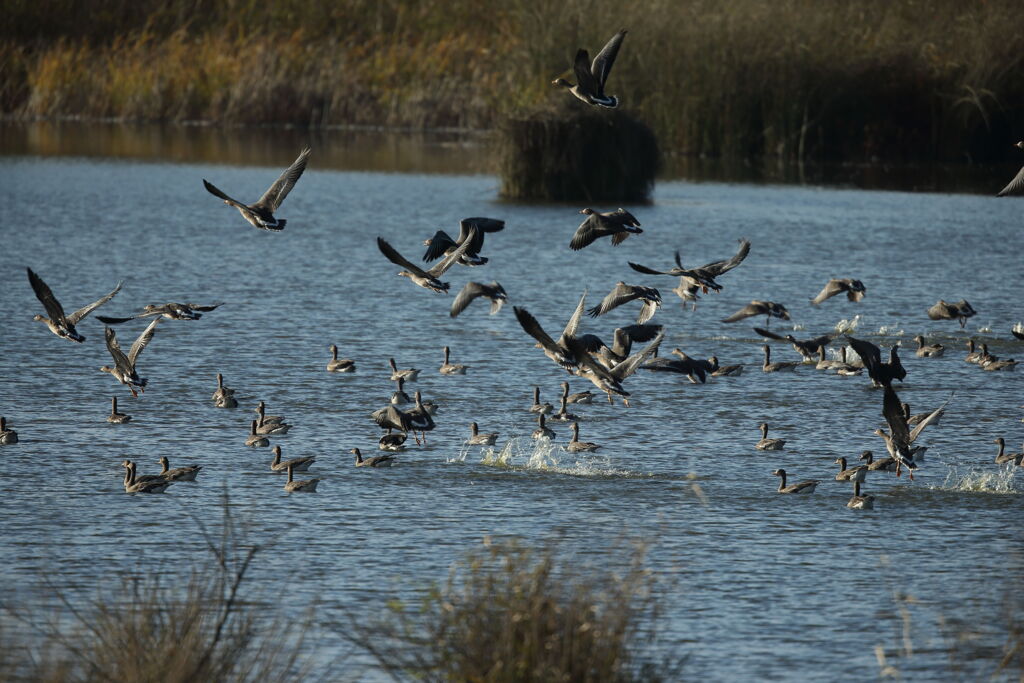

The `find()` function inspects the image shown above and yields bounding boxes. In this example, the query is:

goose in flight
[422,217,505,266]
[755,328,835,361]
[513,291,588,372]
[450,281,507,318]
[927,299,976,328]
[575,323,664,369]
[27,267,122,342]
[552,29,627,107]
[97,302,222,324]
[202,146,310,230]
[846,336,906,387]
[569,208,642,250]
[996,141,1024,196]
[721,301,790,326]
[377,229,474,293]
[810,278,866,304]
[874,385,950,478]
[587,282,661,324]
[565,328,663,405]
[629,239,750,310]
[99,318,160,397]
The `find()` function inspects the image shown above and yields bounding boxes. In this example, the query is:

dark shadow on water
[1,121,1017,195]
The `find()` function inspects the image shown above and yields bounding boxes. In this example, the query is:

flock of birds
[4,29,1024,508]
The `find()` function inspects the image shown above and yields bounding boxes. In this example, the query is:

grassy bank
[3,0,1024,162]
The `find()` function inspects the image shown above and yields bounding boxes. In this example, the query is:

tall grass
[5,0,1023,162]
[347,536,679,681]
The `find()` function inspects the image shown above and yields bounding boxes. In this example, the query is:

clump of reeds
[350,536,678,681]
[0,497,311,682]
[498,100,659,202]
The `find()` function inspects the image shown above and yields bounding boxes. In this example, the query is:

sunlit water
[1,137,1022,680]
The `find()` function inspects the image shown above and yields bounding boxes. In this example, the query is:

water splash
[935,465,1019,494]
[834,314,861,334]
[977,325,993,333]
[462,436,641,477]
[876,325,904,336]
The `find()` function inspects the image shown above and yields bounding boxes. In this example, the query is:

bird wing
[104,326,131,372]
[26,267,69,325]
[636,298,660,324]
[908,393,953,442]
[846,335,882,369]
[450,281,485,318]
[514,306,565,358]
[720,303,760,323]
[488,285,507,315]
[254,146,311,211]
[612,323,664,356]
[96,314,140,324]
[607,208,640,227]
[882,386,911,445]
[590,29,627,88]
[610,231,632,246]
[422,230,457,262]
[805,333,837,349]
[559,291,588,343]
[456,219,488,254]
[997,165,1024,197]
[202,179,246,208]
[427,227,476,277]
[564,335,619,383]
[67,280,123,324]
[610,329,664,380]
[702,238,751,276]
[463,217,505,233]
[587,283,637,317]
[754,327,789,342]
[572,48,598,92]
[628,261,674,276]
[187,302,224,312]
[569,213,606,251]
[377,237,431,278]
[847,288,866,302]
[128,317,160,365]
[811,279,844,305]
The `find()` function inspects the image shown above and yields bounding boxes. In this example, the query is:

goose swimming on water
[859,450,898,473]
[107,396,131,424]
[379,432,407,451]
[552,29,627,108]
[913,335,944,357]
[212,373,238,407]
[467,422,498,446]
[834,457,868,482]
[0,417,18,445]
[202,146,310,231]
[270,445,315,473]
[964,339,984,363]
[283,462,321,492]
[99,318,160,397]
[756,422,786,450]
[123,462,172,494]
[772,469,817,494]
[351,447,396,468]
[27,267,122,343]
[532,413,556,440]
[567,422,600,453]
[439,346,468,375]
[846,481,875,510]
[158,456,202,482]
[993,438,1024,466]
[327,345,356,373]
[761,345,800,373]
[246,420,269,448]
[388,358,420,382]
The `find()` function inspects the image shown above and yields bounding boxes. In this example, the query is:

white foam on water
[469,436,641,478]
[834,314,861,334]
[877,325,904,336]
[934,465,1019,494]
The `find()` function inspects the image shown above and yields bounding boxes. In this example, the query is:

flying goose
[246,420,269,447]
[450,281,508,318]
[629,239,750,311]
[834,457,868,482]
[552,29,627,107]
[327,345,356,373]
[858,450,898,472]
[528,386,553,414]
[913,335,944,357]
[283,462,321,492]
[811,278,866,305]
[467,422,498,446]
[568,208,642,250]
[902,402,943,427]
[351,447,396,468]
[203,146,310,230]
[270,445,315,473]
[756,423,786,450]
[874,385,950,478]
[379,432,407,451]
[27,267,122,343]
[575,323,664,370]
[668,348,712,383]
[157,456,201,482]
[642,353,707,383]
[99,318,160,397]
[97,302,222,324]
[772,469,817,494]
[761,345,800,373]
[123,461,172,494]
[388,358,420,382]
[532,413,556,440]
[756,328,835,361]
[846,481,875,510]
[423,217,505,266]
[513,292,588,372]
[565,329,664,405]
[212,373,238,407]
[721,301,790,326]
[927,299,977,328]
[846,336,906,388]
[0,417,18,445]
[567,422,600,452]
[107,396,131,424]
[587,282,661,324]
[993,438,1024,465]
[996,140,1024,196]
[439,346,468,375]
[377,230,475,294]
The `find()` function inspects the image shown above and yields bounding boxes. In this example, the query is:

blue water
[0,150,1022,681]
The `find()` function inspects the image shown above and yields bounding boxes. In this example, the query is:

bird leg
[606,391,613,404]
[129,386,138,398]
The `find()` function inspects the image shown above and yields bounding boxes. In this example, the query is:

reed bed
[5,0,1024,163]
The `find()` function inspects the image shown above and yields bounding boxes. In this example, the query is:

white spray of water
[935,465,1019,494]
[454,436,640,477]
[834,314,861,335]
[876,325,904,336]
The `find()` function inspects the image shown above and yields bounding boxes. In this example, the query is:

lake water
[1,123,1022,680]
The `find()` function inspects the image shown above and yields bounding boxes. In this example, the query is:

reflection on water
[1,121,1018,193]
